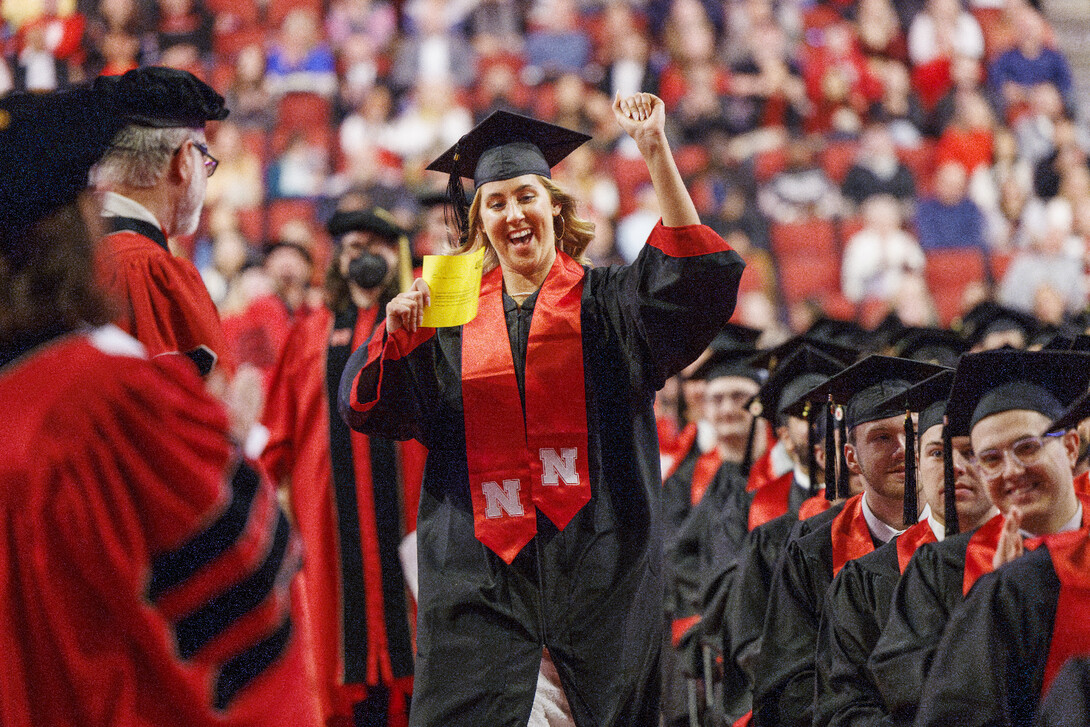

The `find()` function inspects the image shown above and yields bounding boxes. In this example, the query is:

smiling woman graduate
[339,95,744,726]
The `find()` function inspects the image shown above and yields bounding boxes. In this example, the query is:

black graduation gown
[915,545,1063,727]
[813,537,903,727]
[1035,656,1090,727]
[340,224,743,727]
[751,497,877,727]
[726,503,844,684]
[866,530,975,726]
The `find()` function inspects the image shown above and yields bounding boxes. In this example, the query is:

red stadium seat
[770,218,839,259]
[898,140,937,195]
[753,147,788,183]
[266,198,317,240]
[777,255,842,307]
[820,140,860,185]
[924,248,988,326]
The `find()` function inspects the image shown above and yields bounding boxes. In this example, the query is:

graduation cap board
[0,84,126,249]
[747,334,858,374]
[93,66,228,128]
[757,344,846,496]
[798,355,947,499]
[946,349,1090,437]
[891,327,967,368]
[426,110,591,242]
[956,301,1039,349]
[688,324,764,383]
[1049,388,1090,434]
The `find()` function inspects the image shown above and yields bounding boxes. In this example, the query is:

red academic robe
[95,219,232,372]
[261,305,421,725]
[223,293,314,391]
[0,327,318,727]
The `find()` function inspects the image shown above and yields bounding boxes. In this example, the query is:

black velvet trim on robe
[326,305,413,682]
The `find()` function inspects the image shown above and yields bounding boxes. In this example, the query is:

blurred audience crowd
[4,0,1089,354]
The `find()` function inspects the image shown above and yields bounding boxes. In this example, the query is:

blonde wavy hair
[452,176,595,272]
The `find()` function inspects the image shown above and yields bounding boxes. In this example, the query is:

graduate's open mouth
[508,228,534,247]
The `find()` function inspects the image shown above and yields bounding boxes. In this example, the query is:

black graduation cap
[756,345,846,423]
[799,355,948,430]
[327,207,406,241]
[428,110,590,188]
[946,349,1090,437]
[1071,333,1090,352]
[871,311,909,350]
[956,301,1039,349]
[1048,388,1090,434]
[747,334,858,374]
[891,327,967,368]
[426,110,590,242]
[758,345,845,496]
[689,324,764,383]
[805,317,869,351]
[94,66,228,128]
[0,85,125,248]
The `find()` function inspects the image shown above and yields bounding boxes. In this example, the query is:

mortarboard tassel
[445,144,471,245]
[836,405,851,499]
[398,233,414,294]
[740,408,758,477]
[904,410,918,526]
[806,402,819,498]
[943,416,959,537]
[825,396,837,501]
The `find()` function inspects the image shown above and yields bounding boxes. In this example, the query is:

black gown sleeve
[597,222,745,390]
[726,513,796,681]
[338,321,441,446]
[814,544,900,727]
[751,526,832,727]
[866,533,971,726]
[915,547,1059,727]
[1035,656,1090,727]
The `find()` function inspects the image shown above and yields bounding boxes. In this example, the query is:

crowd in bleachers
[3,0,1088,346]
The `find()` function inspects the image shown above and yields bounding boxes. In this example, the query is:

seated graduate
[688,342,847,723]
[917,360,1090,727]
[0,87,317,725]
[339,97,744,726]
[750,355,945,727]
[813,369,997,727]
[870,349,1090,726]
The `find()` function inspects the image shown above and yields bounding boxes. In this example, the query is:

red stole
[964,497,1090,596]
[830,494,873,577]
[1042,529,1090,696]
[1075,470,1090,498]
[798,494,832,521]
[690,449,723,505]
[896,519,939,574]
[748,471,795,530]
[461,252,591,564]
[663,422,698,480]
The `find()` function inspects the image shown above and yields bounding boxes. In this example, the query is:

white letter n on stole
[483,479,525,518]
[539,448,580,486]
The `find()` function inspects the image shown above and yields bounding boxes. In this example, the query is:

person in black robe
[916,529,1090,727]
[813,369,998,727]
[1035,655,1090,727]
[340,100,744,726]
[870,349,1090,726]
[749,355,945,727]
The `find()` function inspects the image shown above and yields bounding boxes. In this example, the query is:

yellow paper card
[421,247,485,328]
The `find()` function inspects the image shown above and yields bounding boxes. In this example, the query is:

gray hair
[90,125,194,189]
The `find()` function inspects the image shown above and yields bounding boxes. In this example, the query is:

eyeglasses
[189,141,218,177]
[969,432,1065,477]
